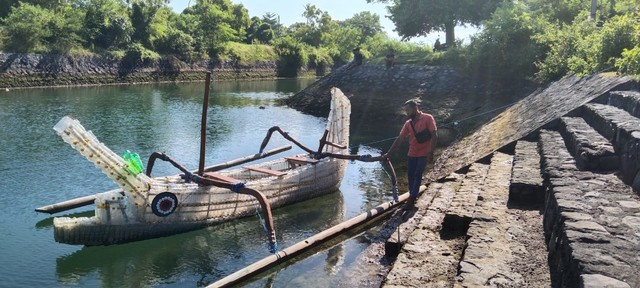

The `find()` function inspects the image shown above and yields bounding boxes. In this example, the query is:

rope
[442,101,517,125]
[253,202,278,253]
[380,167,399,202]
[350,102,517,149]
[350,136,398,149]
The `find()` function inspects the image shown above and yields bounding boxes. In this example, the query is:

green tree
[128,0,169,48]
[262,12,284,37]
[1,1,84,53]
[245,16,262,43]
[1,3,54,52]
[0,0,18,18]
[231,4,250,41]
[369,0,504,46]
[47,4,84,53]
[343,11,383,39]
[1,0,71,18]
[183,0,240,56]
[255,23,274,44]
[274,36,308,77]
[82,0,133,50]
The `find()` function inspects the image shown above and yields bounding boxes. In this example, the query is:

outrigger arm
[146,152,278,253]
[259,127,400,201]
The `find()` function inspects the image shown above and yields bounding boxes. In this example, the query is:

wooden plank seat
[243,166,287,177]
[203,172,242,184]
[285,156,319,166]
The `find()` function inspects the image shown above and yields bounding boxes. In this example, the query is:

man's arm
[383,136,405,159]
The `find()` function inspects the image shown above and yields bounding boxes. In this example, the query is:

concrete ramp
[427,73,635,182]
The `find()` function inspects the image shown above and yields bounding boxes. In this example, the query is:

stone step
[538,129,640,288]
[509,140,544,207]
[455,152,551,287]
[582,103,640,188]
[442,162,491,234]
[608,90,640,119]
[558,117,618,171]
[383,174,467,287]
[384,181,446,256]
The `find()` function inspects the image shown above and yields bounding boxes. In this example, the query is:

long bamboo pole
[201,145,292,173]
[35,190,115,214]
[198,72,212,176]
[206,186,426,288]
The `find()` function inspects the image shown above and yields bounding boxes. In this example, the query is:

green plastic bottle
[123,150,144,175]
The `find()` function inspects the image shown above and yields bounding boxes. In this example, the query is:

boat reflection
[56,190,345,287]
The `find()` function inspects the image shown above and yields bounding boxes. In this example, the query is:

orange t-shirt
[399,112,437,157]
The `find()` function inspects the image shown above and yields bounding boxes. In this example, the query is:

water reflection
[55,192,345,287]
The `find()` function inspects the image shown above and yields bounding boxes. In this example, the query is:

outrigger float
[40,84,397,252]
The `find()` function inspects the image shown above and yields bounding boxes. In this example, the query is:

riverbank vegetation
[0,0,638,85]
[371,0,639,85]
[0,0,428,76]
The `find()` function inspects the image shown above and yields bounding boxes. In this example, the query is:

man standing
[384,99,437,207]
[347,47,363,70]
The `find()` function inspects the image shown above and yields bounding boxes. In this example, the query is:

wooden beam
[206,188,426,288]
[243,166,287,177]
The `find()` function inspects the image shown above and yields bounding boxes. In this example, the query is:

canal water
[0,79,399,287]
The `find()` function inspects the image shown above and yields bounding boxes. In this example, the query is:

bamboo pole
[35,190,119,214]
[198,72,212,176]
[207,186,427,288]
[201,145,292,172]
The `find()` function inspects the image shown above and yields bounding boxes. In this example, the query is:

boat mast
[198,72,212,176]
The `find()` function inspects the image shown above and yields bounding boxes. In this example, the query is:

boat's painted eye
[151,192,178,217]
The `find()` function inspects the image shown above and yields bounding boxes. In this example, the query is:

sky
[169,0,480,45]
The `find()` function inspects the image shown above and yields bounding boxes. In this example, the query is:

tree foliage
[1,2,83,53]
[82,0,133,50]
[454,0,640,85]
[368,0,504,46]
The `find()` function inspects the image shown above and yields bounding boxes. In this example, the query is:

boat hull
[54,157,345,246]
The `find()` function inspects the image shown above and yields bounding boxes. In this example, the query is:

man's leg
[413,157,427,197]
[410,157,428,199]
[407,157,418,200]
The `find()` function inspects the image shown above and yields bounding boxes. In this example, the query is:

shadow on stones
[477,154,494,165]
[454,165,470,175]
[440,215,471,240]
[498,141,517,155]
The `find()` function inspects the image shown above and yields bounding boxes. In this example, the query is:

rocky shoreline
[0,53,287,89]
[336,74,640,287]
[285,63,529,146]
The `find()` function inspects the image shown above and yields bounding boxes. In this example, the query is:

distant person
[383,99,437,209]
[434,38,442,51]
[385,49,395,69]
[347,47,363,70]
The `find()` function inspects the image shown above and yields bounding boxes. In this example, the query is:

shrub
[1,3,55,53]
[464,2,549,84]
[153,28,197,61]
[535,13,639,81]
[273,37,308,77]
[616,46,640,75]
[307,46,333,74]
[218,42,277,65]
[121,43,160,69]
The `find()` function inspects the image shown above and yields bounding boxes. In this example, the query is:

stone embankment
[0,53,280,88]
[286,63,521,144]
[338,74,640,287]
